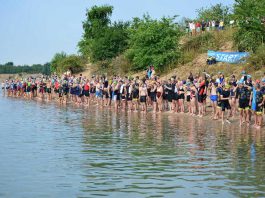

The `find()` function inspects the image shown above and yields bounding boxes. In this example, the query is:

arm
[260,95,265,107]
[220,94,229,101]
[249,92,253,106]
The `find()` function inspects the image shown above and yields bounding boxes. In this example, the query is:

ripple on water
[0,95,265,197]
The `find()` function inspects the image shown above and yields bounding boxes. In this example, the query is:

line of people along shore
[1,70,265,128]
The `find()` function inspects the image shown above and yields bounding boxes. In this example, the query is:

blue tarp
[207,50,249,64]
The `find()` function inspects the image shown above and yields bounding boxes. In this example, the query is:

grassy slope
[161,28,264,80]
[80,28,264,80]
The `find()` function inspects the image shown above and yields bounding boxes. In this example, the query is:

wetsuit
[150,87,157,102]
[166,83,173,102]
[255,91,264,114]
[216,87,223,108]
[84,83,90,97]
[198,82,206,103]
[132,83,139,101]
[220,89,231,111]
[236,87,249,110]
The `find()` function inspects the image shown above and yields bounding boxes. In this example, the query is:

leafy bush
[51,52,85,74]
[110,55,132,75]
[234,28,264,52]
[126,15,183,71]
[247,45,265,70]
[233,0,265,52]
[50,52,67,73]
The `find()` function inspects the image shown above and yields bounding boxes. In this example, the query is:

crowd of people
[186,20,226,36]
[1,70,265,128]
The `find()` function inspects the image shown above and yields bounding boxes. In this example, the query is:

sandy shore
[0,74,41,81]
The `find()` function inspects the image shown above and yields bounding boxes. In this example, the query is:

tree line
[50,0,263,74]
[4,0,265,75]
[0,62,51,75]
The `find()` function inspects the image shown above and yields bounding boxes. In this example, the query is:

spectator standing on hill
[206,21,211,32]
[201,20,206,33]
[195,21,201,35]
[215,20,220,30]
[211,20,215,30]
[190,21,196,36]
[186,21,190,35]
[219,20,224,30]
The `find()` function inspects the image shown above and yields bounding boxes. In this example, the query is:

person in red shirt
[83,80,90,106]
[195,22,201,35]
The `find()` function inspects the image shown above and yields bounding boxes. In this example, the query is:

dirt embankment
[161,42,264,80]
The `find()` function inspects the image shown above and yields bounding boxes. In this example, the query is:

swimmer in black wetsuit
[220,85,231,124]
[150,82,157,113]
[139,82,148,113]
[132,80,139,112]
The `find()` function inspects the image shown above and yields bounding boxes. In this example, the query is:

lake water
[0,94,265,198]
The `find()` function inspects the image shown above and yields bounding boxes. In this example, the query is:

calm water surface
[0,94,265,198]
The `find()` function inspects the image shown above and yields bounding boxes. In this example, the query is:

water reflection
[0,95,264,197]
[80,108,265,197]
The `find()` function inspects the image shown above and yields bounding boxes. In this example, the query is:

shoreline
[2,91,264,130]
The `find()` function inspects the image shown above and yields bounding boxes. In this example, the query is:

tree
[42,63,51,75]
[59,55,85,74]
[78,5,129,63]
[50,53,85,74]
[0,62,51,74]
[50,52,67,73]
[233,0,265,52]
[126,15,183,71]
[196,3,232,23]
[4,62,14,66]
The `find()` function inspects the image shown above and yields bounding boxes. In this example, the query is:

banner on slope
[207,50,249,64]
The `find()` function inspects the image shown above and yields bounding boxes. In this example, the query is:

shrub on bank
[51,52,86,74]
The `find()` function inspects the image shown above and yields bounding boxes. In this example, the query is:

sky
[0,0,234,65]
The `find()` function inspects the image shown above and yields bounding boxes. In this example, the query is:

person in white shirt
[190,22,196,36]
[212,20,215,30]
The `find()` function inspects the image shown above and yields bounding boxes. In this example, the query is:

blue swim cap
[238,79,244,84]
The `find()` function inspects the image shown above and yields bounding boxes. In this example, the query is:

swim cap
[216,79,221,84]
[238,80,243,85]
